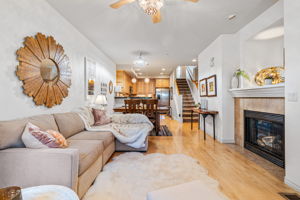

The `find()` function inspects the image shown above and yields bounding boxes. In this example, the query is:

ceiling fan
[110,0,199,24]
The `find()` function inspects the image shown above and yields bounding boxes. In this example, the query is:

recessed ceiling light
[254,26,284,40]
[162,68,166,71]
[160,72,164,75]
[228,14,237,20]
[192,59,197,62]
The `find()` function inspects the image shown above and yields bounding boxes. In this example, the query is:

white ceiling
[46,0,278,77]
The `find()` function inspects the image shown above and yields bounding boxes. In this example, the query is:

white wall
[170,71,182,122]
[284,0,300,192]
[244,36,284,86]
[198,37,223,140]
[198,34,239,143]
[0,0,116,120]
[196,0,284,143]
[186,67,200,105]
[220,34,240,142]
[239,0,284,88]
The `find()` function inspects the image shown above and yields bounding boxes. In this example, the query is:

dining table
[113,106,170,113]
[113,106,170,134]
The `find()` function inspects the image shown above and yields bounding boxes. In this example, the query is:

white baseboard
[285,177,300,192]
[220,139,235,144]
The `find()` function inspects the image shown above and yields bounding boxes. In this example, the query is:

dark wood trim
[207,74,217,97]
[199,78,208,97]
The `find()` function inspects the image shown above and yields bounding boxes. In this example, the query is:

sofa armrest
[0,148,79,191]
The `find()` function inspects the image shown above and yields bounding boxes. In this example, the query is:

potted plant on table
[195,102,201,109]
[231,68,250,88]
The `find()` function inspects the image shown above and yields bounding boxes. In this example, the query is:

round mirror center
[40,59,58,81]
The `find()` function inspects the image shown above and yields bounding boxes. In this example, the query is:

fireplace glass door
[244,110,284,167]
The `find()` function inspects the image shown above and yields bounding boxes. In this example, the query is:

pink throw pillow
[92,109,111,126]
[22,123,68,149]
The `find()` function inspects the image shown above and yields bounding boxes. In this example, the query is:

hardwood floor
[144,116,297,200]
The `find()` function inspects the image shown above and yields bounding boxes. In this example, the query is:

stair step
[183,108,197,112]
[183,115,198,118]
[183,119,198,122]
[183,105,195,109]
[183,105,195,107]
[183,102,195,105]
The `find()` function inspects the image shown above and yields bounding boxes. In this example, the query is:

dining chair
[142,99,159,133]
[124,99,142,114]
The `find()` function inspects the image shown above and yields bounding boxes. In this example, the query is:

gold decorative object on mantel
[254,66,284,86]
[16,33,71,108]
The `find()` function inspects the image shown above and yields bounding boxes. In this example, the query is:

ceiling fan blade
[185,0,199,2]
[152,11,161,23]
[110,0,136,9]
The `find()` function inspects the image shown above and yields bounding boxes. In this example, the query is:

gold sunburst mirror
[16,33,71,108]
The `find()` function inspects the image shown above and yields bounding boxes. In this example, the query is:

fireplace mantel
[229,84,284,98]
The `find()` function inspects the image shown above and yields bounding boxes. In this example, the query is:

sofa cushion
[53,113,85,138]
[67,140,104,175]
[68,131,114,148]
[0,114,58,150]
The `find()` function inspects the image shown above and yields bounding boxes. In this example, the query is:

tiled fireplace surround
[234,97,285,147]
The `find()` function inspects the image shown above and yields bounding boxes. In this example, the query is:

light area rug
[83,153,227,200]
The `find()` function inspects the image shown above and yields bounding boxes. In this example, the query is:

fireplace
[244,110,285,168]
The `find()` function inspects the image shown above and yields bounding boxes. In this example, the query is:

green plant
[235,69,250,81]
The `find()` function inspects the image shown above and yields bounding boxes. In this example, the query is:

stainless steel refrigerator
[155,88,170,107]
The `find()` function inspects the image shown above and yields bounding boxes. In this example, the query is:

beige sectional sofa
[0,112,115,198]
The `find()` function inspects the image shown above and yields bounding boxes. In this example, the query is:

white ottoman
[147,180,227,200]
[22,185,79,200]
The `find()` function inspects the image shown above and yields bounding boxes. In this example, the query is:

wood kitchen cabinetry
[116,71,170,97]
[155,78,170,88]
[136,79,155,96]
[116,70,133,95]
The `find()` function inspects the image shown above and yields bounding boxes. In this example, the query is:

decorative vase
[264,78,273,85]
[231,76,239,88]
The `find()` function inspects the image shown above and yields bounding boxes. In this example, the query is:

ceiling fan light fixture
[133,52,149,67]
[138,0,164,15]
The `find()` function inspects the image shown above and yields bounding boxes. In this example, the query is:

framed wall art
[100,82,107,95]
[84,57,97,98]
[199,78,207,97]
[207,75,217,97]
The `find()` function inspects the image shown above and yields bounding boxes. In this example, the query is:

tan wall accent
[234,97,284,146]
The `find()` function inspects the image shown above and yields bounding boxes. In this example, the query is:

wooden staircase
[176,79,198,122]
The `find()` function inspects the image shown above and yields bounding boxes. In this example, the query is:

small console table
[190,109,219,140]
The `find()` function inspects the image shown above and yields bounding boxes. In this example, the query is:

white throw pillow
[22,123,67,149]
